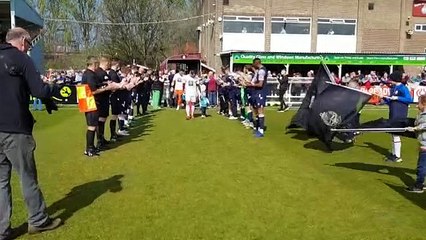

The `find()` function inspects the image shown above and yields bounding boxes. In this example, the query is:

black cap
[389,71,402,82]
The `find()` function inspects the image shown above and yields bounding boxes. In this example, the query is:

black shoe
[96,143,110,151]
[405,185,424,193]
[101,138,111,145]
[110,136,119,143]
[28,218,62,235]
[84,149,99,157]
[384,154,402,163]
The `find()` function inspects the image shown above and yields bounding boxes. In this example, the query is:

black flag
[288,62,333,129]
[306,83,372,148]
[359,118,416,139]
[287,63,371,149]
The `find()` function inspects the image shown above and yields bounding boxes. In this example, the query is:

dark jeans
[201,107,207,116]
[219,95,228,114]
[278,89,288,110]
[416,151,426,187]
[0,133,48,238]
[208,91,217,106]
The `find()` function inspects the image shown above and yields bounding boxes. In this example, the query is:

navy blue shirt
[385,83,412,120]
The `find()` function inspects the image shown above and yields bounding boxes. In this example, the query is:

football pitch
[9,107,426,239]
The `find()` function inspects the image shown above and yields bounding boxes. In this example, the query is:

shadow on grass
[11,175,124,239]
[361,142,391,157]
[383,182,426,211]
[304,140,353,153]
[333,162,415,186]
[286,129,354,152]
[286,129,314,141]
[105,110,156,151]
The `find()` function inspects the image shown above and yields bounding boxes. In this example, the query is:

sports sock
[258,114,265,134]
[86,130,96,150]
[248,111,253,123]
[190,102,195,116]
[392,135,401,158]
[97,121,105,142]
[186,104,190,116]
[110,120,117,137]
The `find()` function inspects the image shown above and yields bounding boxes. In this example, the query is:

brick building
[199,0,426,75]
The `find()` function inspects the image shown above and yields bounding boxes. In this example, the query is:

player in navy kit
[248,58,267,138]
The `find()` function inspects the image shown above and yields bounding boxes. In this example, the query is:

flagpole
[331,128,409,133]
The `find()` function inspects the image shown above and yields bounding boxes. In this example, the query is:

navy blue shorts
[110,94,121,115]
[252,90,266,109]
[246,88,253,106]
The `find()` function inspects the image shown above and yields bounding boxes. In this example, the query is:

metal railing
[266,77,314,106]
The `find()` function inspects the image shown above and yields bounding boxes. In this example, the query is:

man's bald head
[6,27,32,52]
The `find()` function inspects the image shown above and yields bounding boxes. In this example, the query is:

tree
[100,0,200,66]
[65,0,100,49]
[29,0,200,68]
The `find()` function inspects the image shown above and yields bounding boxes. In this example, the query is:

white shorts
[186,95,197,103]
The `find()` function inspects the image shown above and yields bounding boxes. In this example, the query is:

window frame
[317,18,357,36]
[415,24,426,32]
[271,17,312,35]
[222,15,266,34]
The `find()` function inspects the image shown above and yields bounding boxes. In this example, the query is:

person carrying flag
[382,71,413,163]
[405,95,426,193]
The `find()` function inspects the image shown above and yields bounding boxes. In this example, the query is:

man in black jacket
[0,28,61,240]
[277,69,290,112]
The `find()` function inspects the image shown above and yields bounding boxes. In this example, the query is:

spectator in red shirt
[207,71,218,107]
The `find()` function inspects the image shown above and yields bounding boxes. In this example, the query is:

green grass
[9,107,426,239]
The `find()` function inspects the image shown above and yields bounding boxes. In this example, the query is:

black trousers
[278,89,288,110]
[141,92,150,114]
[219,95,228,114]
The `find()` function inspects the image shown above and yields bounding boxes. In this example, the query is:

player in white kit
[184,70,200,120]
[172,70,185,110]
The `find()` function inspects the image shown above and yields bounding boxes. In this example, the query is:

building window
[415,24,426,32]
[317,18,357,35]
[271,17,311,34]
[223,0,229,5]
[368,3,374,10]
[223,16,265,33]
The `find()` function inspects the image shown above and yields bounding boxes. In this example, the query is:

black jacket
[278,74,289,91]
[95,68,111,104]
[0,44,56,134]
[151,79,163,91]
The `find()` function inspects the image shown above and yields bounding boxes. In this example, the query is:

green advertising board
[231,53,426,66]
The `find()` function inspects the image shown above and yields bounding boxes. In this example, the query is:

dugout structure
[221,51,426,78]
[0,0,44,72]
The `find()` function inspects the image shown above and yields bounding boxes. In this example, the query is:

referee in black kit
[108,59,121,142]
[81,56,114,157]
[0,28,61,239]
[95,56,113,149]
